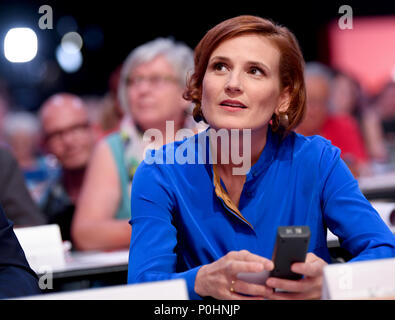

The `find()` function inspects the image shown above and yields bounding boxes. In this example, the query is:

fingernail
[265,261,274,270]
[266,279,275,287]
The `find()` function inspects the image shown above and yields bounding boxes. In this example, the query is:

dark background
[0,0,394,111]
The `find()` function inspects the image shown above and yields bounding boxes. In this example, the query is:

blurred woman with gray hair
[3,111,42,170]
[72,37,199,251]
[3,111,59,207]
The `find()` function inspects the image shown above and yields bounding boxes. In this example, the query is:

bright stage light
[56,42,82,73]
[4,27,38,63]
[61,31,83,53]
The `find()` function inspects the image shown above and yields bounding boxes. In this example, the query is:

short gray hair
[304,62,333,85]
[118,37,194,113]
[3,111,41,138]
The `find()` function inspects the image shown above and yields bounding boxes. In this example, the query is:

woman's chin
[208,121,265,132]
[206,119,245,130]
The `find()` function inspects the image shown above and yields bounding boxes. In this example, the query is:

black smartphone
[270,226,311,280]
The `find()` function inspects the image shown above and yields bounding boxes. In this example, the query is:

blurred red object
[329,16,395,95]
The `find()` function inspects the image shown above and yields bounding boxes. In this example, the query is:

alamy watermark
[142,121,252,175]
[38,265,53,290]
[338,5,353,30]
[337,264,353,291]
[38,5,53,30]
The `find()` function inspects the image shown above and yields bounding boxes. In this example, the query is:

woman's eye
[213,63,227,72]
[249,67,264,76]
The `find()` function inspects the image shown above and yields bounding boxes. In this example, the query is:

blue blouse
[127,128,395,299]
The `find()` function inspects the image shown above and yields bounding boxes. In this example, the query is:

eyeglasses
[126,74,179,88]
[45,122,90,144]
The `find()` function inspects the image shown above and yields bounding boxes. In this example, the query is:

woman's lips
[219,99,247,112]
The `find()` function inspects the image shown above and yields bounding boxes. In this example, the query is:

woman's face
[331,75,357,115]
[127,55,189,131]
[201,34,289,132]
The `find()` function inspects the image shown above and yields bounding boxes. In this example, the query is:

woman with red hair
[128,15,395,300]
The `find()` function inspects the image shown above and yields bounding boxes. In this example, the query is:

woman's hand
[194,250,274,300]
[265,252,327,300]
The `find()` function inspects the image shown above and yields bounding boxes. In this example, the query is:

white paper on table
[14,224,65,273]
[322,257,395,299]
[21,279,189,300]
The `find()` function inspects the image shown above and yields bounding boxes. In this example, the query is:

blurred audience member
[366,81,395,168]
[80,66,125,141]
[104,64,124,132]
[0,147,46,226]
[82,94,122,140]
[3,111,60,207]
[0,80,11,145]
[72,37,198,251]
[39,93,96,243]
[3,111,41,170]
[330,70,364,117]
[97,94,122,135]
[296,62,368,176]
[330,71,389,167]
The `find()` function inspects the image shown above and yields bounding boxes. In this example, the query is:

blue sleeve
[0,206,41,298]
[127,160,202,300]
[320,144,395,262]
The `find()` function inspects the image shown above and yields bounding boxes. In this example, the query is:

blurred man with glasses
[39,93,96,244]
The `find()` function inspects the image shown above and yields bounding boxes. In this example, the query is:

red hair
[183,15,306,133]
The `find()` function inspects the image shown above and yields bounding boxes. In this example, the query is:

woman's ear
[275,87,291,115]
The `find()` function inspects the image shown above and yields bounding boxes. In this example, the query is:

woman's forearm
[72,219,131,251]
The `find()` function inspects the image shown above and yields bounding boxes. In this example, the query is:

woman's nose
[225,71,243,94]
[135,80,152,95]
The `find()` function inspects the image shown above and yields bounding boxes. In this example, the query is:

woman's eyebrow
[209,56,231,63]
[209,56,271,73]
[246,60,271,74]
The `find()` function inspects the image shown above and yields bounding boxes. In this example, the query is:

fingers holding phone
[266,252,328,300]
[194,226,327,300]
[194,250,274,300]
[263,226,327,299]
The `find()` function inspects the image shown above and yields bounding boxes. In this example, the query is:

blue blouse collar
[245,126,281,181]
[200,126,281,180]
